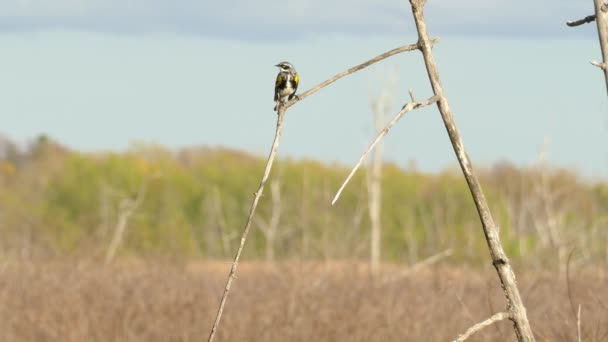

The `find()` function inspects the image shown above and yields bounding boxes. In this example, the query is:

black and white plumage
[274,61,299,111]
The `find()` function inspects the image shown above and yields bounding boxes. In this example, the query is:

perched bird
[274,61,299,111]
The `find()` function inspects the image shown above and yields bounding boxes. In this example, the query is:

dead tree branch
[567,15,596,26]
[254,179,282,261]
[367,74,395,274]
[208,40,437,341]
[568,1,608,95]
[104,179,148,264]
[409,1,536,341]
[284,39,439,109]
[452,311,510,342]
[332,94,439,205]
[381,248,452,284]
[207,108,287,342]
[593,0,608,91]
[577,304,582,342]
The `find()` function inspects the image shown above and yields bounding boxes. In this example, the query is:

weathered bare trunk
[368,94,387,274]
[408,1,536,341]
[594,0,608,94]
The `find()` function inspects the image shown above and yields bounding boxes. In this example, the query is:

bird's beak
[274,64,280,67]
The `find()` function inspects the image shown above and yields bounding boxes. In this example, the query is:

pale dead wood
[208,40,441,340]
[207,108,287,342]
[594,0,608,93]
[381,249,452,284]
[254,178,282,261]
[452,311,510,342]
[366,74,395,274]
[211,187,236,257]
[568,0,608,95]
[409,1,536,341]
[591,60,607,70]
[284,39,439,109]
[332,94,439,205]
[577,304,582,342]
[104,179,148,264]
[567,14,596,26]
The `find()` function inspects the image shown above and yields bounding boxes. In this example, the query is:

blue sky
[0,1,607,178]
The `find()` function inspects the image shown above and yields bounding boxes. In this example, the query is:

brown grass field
[0,261,606,342]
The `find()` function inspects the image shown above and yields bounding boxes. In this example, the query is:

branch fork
[207,39,434,342]
[452,311,510,342]
[332,93,439,205]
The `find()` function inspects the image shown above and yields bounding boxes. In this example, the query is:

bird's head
[275,61,296,73]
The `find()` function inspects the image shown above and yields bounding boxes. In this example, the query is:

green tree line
[0,135,606,266]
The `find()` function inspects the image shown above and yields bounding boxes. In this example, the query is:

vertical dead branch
[408,1,535,341]
[297,174,312,259]
[577,304,582,342]
[567,1,608,95]
[254,178,282,262]
[210,187,236,258]
[367,77,393,273]
[593,0,608,94]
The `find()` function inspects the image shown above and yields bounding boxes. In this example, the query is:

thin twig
[285,39,439,109]
[104,178,149,264]
[577,304,582,342]
[566,15,596,27]
[381,248,451,284]
[207,108,287,342]
[452,311,510,342]
[591,60,607,70]
[331,94,439,205]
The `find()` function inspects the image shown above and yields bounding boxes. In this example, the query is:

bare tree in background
[202,187,237,258]
[567,0,608,95]
[104,180,148,264]
[367,73,395,274]
[254,179,282,262]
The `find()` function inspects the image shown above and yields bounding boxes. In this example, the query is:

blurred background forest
[1,133,606,268]
[2,134,608,341]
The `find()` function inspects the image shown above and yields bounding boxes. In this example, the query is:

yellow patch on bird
[294,73,299,86]
[276,74,283,86]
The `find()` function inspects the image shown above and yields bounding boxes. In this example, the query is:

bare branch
[577,304,582,342]
[208,37,440,340]
[207,108,287,342]
[285,39,440,109]
[409,1,535,340]
[331,94,439,205]
[591,60,607,70]
[452,311,510,342]
[254,179,282,261]
[104,178,149,264]
[566,15,596,27]
[381,249,452,284]
[593,0,608,95]
[408,89,416,102]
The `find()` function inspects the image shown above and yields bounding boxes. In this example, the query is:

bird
[274,61,299,111]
